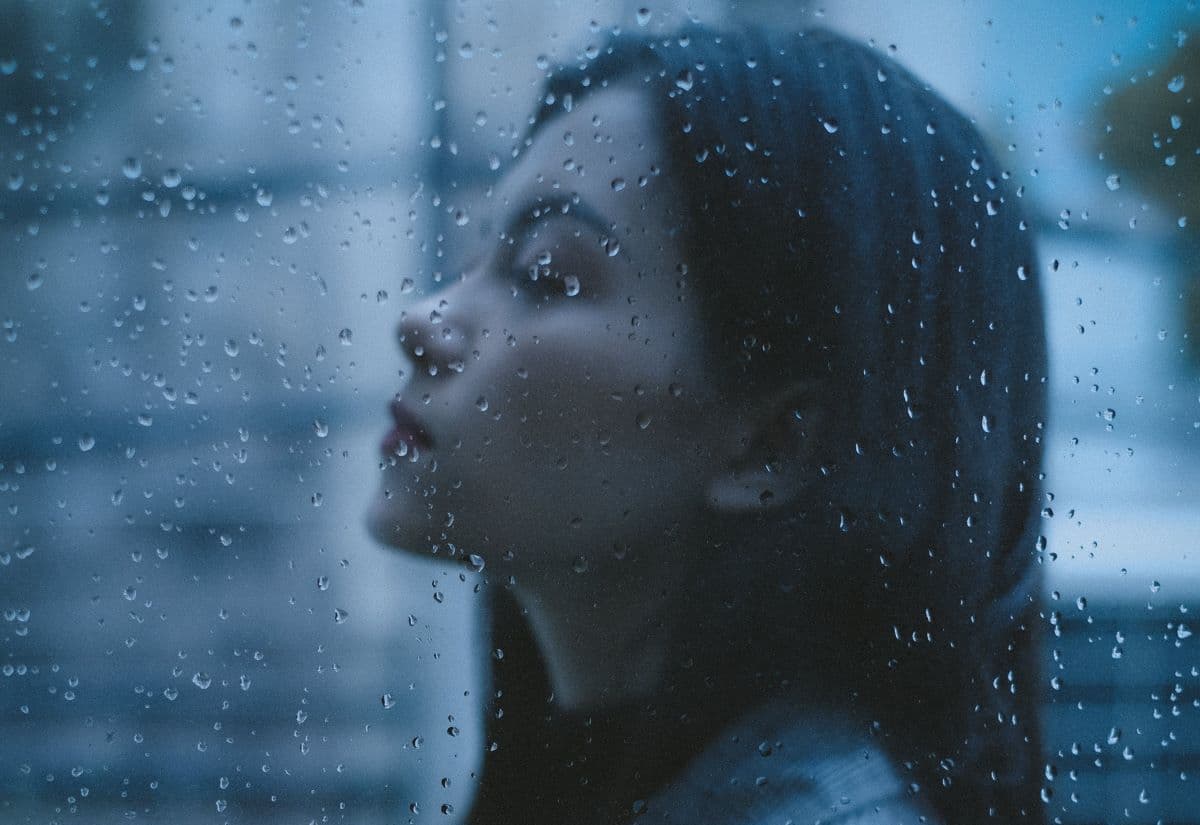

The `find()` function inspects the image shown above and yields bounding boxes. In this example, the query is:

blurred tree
[1102,28,1200,364]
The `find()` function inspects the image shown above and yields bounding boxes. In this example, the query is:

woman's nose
[397,287,472,377]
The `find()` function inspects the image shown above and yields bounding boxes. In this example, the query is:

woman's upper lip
[387,399,434,450]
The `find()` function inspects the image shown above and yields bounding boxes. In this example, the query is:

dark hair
[523,26,1047,823]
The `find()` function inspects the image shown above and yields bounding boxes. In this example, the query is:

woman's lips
[383,399,434,456]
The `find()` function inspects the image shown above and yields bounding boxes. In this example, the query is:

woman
[371,25,1047,825]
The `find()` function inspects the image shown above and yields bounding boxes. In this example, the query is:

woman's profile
[370,25,1046,825]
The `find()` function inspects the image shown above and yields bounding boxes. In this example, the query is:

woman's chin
[365,491,423,552]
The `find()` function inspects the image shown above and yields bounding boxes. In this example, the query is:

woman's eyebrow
[504,194,613,242]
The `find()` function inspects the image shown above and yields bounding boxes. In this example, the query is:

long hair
[505,26,1048,823]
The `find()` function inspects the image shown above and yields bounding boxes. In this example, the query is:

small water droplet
[338,328,353,345]
[316,576,330,591]
[1168,74,1186,93]
[675,69,694,91]
[333,608,349,624]
[822,118,839,134]
[636,7,651,26]
[1105,173,1121,191]
[313,419,329,438]
[563,274,580,296]
[122,157,142,180]
[192,672,212,690]
[382,693,396,709]
[78,434,95,452]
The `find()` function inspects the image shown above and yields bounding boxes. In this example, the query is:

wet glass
[2,2,1198,823]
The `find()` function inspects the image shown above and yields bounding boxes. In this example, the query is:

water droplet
[338,328,353,345]
[1178,624,1193,639]
[256,188,273,207]
[604,237,621,257]
[1171,114,1183,129]
[1102,408,1116,422]
[475,396,489,412]
[454,210,469,227]
[122,157,142,180]
[675,69,694,91]
[78,434,95,452]
[381,693,396,709]
[468,554,485,572]
[572,555,590,574]
[282,226,299,244]
[981,415,992,433]
[1168,74,1186,93]
[610,177,626,191]
[0,58,17,76]
[162,169,182,188]
[192,672,212,690]
[636,7,651,26]
[316,576,329,591]
[224,339,239,357]
[127,52,148,72]
[822,118,840,134]
[7,173,23,191]
[1105,173,1121,191]
[333,608,349,624]
[313,419,329,438]
[26,272,42,291]
[563,275,580,296]
[635,412,652,430]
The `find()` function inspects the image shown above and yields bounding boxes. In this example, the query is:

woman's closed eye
[513,263,584,300]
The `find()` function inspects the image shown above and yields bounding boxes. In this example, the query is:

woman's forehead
[490,85,666,222]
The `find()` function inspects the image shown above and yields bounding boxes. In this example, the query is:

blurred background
[1,1,1198,823]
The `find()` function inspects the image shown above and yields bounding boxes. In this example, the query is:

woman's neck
[509,552,692,712]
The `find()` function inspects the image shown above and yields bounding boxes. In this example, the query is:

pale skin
[369,84,815,711]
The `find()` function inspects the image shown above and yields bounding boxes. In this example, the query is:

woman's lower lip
[381,427,422,456]
[383,400,433,456]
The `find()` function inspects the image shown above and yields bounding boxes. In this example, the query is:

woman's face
[368,84,733,574]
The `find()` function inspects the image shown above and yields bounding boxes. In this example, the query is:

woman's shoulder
[634,697,938,825]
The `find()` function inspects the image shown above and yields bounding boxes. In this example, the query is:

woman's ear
[704,381,822,516]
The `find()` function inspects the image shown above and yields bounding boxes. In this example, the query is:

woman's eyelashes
[514,262,583,300]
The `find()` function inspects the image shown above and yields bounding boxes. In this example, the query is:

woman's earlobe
[703,381,820,516]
